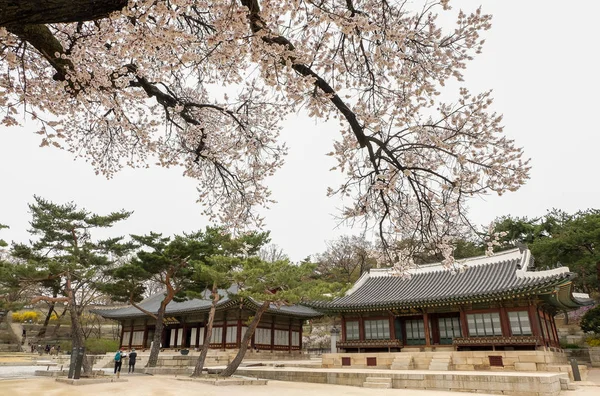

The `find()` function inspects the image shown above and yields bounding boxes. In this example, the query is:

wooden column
[499,306,511,337]
[196,323,201,347]
[423,312,431,347]
[129,321,134,348]
[459,308,469,338]
[181,317,187,348]
[341,316,346,342]
[298,322,303,350]
[270,316,275,352]
[528,305,542,341]
[358,315,365,341]
[160,326,166,348]
[222,317,227,349]
[430,314,439,345]
[142,320,149,348]
[119,322,124,348]
[237,311,243,348]
[389,313,396,340]
[173,324,179,348]
[288,320,292,353]
[551,316,560,347]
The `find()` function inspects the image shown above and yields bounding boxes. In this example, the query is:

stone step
[365,377,392,384]
[429,355,452,371]
[391,355,414,370]
[363,381,392,389]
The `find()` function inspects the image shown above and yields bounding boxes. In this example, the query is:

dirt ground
[0,375,599,396]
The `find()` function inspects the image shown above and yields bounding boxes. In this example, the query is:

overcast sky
[1,1,599,262]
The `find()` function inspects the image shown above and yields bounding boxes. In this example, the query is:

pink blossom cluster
[1,1,529,268]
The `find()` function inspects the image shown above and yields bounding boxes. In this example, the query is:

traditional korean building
[94,287,321,352]
[312,248,592,352]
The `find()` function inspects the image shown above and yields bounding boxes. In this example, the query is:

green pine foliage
[581,305,600,335]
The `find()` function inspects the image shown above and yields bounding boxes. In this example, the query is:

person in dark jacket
[128,348,138,373]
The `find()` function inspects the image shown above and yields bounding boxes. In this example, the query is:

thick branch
[0,0,128,27]
[31,295,69,304]
[6,24,73,81]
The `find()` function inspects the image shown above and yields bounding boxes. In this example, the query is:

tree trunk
[52,306,68,336]
[219,301,269,378]
[37,303,55,338]
[192,284,219,377]
[146,305,166,368]
[67,286,91,374]
[0,0,128,27]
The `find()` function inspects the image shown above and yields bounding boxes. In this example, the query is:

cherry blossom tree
[0,1,530,266]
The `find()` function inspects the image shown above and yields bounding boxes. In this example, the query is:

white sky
[1,1,599,262]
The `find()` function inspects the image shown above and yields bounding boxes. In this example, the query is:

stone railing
[452,335,541,347]
[337,339,403,349]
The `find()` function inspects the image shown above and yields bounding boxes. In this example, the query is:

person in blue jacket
[114,348,124,378]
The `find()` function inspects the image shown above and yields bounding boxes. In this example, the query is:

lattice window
[274,329,289,346]
[226,326,237,343]
[438,317,461,343]
[467,313,502,336]
[364,319,390,340]
[210,327,223,344]
[345,321,359,340]
[291,331,300,346]
[508,311,532,336]
[405,319,425,345]
[255,327,271,344]
[131,331,144,346]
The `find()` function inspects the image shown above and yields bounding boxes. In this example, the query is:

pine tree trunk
[146,305,166,368]
[68,286,91,374]
[37,303,55,338]
[219,301,269,378]
[192,284,219,377]
[52,306,68,336]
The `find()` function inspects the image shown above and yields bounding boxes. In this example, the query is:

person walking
[114,348,124,378]
[128,348,137,373]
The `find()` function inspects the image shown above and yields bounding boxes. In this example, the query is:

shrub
[58,339,120,355]
[84,339,119,354]
[587,336,600,348]
[561,343,581,349]
[11,311,39,323]
[580,305,600,334]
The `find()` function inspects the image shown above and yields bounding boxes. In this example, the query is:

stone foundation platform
[177,376,268,386]
[235,367,568,396]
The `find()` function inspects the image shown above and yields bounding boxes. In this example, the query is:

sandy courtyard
[1,375,600,396]
[0,376,497,396]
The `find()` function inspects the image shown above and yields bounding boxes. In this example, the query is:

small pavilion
[94,288,321,352]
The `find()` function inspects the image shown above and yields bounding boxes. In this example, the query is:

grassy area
[58,338,120,354]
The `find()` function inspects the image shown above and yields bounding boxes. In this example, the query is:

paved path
[0,366,39,380]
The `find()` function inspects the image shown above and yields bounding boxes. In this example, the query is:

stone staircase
[428,354,452,371]
[390,355,414,370]
[363,377,392,389]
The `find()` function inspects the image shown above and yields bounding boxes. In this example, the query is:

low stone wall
[590,348,600,368]
[234,367,565,396]
[322,350,568,371]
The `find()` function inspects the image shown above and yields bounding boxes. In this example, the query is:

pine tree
[11,196,131,374]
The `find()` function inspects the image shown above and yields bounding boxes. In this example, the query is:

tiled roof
[312,248,590,311]
[92,285,321,319]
